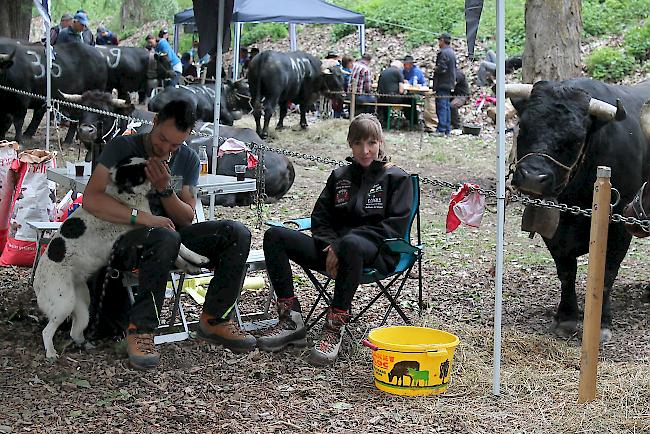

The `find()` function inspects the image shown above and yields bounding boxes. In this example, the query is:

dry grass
[0,114,649,433]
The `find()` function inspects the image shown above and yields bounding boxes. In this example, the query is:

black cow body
[248,50,344,139]
[0,37,107,144]
[508,78,650,341]
[148,83,245,126]
[62,90,294,205]
[95,45,174,101]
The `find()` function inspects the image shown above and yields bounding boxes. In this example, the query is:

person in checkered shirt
[347,53,377,115]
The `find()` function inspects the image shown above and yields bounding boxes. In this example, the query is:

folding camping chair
[267,174,423,331]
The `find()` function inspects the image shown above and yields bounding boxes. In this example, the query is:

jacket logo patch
[366,183,384,209]
[335,179,351,206]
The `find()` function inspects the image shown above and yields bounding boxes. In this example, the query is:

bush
[241,23,288,46]
[582,0,650,37]
[624,22,650,62]
[586,47,635,81]
[332,24,357,41]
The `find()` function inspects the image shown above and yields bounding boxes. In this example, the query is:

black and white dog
[34,158,209,359]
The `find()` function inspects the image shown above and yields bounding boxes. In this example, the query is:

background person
[152,30,182,86]
[56,12,94,45]
[96,26,119,45]
[348,53,376,114]
[83,100,256,370]
[50,13,73,45]
[377,60,406,126]
[451,69,470,130]
[258,114,413,366]
[402,55,426,86]
[434,32,457,136]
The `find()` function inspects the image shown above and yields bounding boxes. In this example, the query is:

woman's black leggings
[263,226,392,311]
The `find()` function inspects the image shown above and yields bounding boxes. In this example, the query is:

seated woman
[259,114,414,366]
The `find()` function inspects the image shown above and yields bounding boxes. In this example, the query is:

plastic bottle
[412,76,418,87]
[428,71,434,89]
[199,145,209,175]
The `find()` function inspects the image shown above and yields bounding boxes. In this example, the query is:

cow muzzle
[511,163,555,198]
[78,124,97,142]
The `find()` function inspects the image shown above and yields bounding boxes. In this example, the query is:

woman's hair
[347,114,388,161]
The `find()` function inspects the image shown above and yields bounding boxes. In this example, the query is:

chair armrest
[265,217,312,231]
[379,238,420,255]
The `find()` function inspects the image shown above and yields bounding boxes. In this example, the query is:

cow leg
[261,100,275,139]
[550,254,579,337]
[253,102,263,137]
[63,124,77,144]
[13,114,25,144]
[276,102,287,131]
[23,106,45,138]
[299,103,308,129]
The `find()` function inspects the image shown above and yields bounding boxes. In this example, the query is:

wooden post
[578,166,611,403]
[350,78,357,123]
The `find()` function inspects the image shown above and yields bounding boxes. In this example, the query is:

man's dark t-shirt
[97,134,200,217]
[377,66,404,96]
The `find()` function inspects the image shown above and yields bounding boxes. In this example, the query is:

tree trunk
[120,0,145,31]
[522,0,582,83]
[0,0,32,40]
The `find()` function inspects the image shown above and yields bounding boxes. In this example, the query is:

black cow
[95,45,175,101]
[248,50,344,139]
[507,79,650,342]
[59,90,294,205]
[148,83,244,126]
[0,37,107,144]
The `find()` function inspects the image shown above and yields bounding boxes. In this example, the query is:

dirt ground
[0,111,649,433]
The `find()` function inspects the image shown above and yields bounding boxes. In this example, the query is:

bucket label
[374,357,452,391]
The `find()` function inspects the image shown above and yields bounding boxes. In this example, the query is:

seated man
[83,100,256,370]
[348,53,377,115]
[377,60,407,126]
[451,69,470,130]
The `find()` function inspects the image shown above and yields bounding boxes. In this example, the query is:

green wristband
[130,208,138,225]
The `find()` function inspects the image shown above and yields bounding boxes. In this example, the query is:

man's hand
[145,159,171,192]
[139,212,175,231]
[324,245,338,279]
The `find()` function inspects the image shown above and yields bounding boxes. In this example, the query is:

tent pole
[289,23,297,51]
[173,24,179,52]
[492,0,506,397]
[358,24,365,55]
[233,21,241,79]
[210,0,225,220]
[45,9,51,152]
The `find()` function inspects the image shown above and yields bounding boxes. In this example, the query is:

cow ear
[510,98,527,116]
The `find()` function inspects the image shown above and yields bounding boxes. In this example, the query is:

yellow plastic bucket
[363,326,459,396]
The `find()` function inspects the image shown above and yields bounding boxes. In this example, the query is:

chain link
[3,83,649,229]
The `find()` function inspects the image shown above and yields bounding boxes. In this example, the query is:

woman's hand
[324,245,338,278]
[145,159,171,192]
[138,211,175,231]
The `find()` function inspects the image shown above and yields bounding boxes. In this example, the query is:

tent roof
[180,0,364,27]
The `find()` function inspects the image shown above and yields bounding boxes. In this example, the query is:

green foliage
[624,22,650,62]
[240,23,288,47]
[582,0,650,37]
[142,0,179,22]
[586,47,635,81]
[331,24,357,42]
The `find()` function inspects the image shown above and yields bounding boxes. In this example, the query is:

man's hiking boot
[308,308,350,367]
[126,324,160,370]
[198,313,256,353]
[257,297,307,352]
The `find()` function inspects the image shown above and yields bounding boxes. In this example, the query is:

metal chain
[3,84,648,229]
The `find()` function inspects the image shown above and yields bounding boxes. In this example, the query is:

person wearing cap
[96,26,119,45]
[402,55,426,86]
[325,50,340,63]
[50,13,73,45]
[433,32,457,136]
[56,12,95,45]
[152,29,182,86]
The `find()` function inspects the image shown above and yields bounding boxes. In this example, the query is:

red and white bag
[0,141,20,252]
[0,150,57,267]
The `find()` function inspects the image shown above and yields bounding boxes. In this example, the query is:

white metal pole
[210,0,225,220]
[173,24,179,52]
[492,0,506,396]
[233,21,241,80]
[289,23,297,51]
[45,16,51,152]
[359,24,365,55]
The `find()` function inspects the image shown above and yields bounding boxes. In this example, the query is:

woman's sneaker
[308,308,350,367]
[257,298,307,352]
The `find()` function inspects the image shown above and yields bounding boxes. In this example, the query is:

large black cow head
[623,100,650,237]
[0,49,16,71]
[59,90,135,149]
[224,78,252,114]
[508,81,626,199]
[320,59,345,98]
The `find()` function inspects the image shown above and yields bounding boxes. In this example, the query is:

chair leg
[168,272,186,327]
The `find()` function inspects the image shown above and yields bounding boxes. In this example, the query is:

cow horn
[111,97,131,109]
[322,68,332,75]
[58,90,83,103]
[505,83,533,100]
[588,98,626,122]
[640,100,650,139]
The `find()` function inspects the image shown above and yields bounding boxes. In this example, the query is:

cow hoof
[600,328,612,343]
[84,341,96,350]
[300,124,308,130]
[275,125,284,131]
[550,319,578,337]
